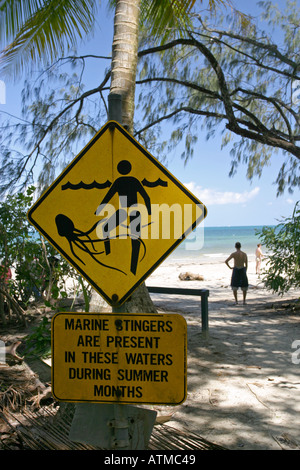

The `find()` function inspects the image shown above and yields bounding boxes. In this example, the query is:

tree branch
[191,28,300,80]
[15,69,111,182]
[135,106,228,136]
[195,18,299,72]
[137,35,300,159]
[136,76,221,100]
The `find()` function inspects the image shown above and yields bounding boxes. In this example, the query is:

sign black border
[28,121,207,306]
[51,312,187,405]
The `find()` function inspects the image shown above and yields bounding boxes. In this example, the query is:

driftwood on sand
[179,272,204,281]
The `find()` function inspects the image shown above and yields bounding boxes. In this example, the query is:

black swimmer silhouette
[96,160,151,275]
[55,160,166,276]
[55,214,126,274]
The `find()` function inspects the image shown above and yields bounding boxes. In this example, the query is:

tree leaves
[135,1,300,194]
[0,0,98,78]
[257,201,300,295]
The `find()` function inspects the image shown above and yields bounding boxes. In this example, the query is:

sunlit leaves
[257,201,300,294]
[0,0,98,78]
[0,60,106,194]
[136,0,300,194]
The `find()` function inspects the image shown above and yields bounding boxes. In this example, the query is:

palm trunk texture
[89,0,156,313]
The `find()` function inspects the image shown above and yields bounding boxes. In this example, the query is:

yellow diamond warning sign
[28,121,206,306]
[51,312,187,405]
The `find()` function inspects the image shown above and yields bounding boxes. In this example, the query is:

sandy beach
[144,256,300,450]
[1,255,300,451]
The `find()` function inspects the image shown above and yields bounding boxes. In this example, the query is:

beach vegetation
[257,201,300,295]
[0,187,83,318]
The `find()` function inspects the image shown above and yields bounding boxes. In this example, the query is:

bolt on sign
[51,312,187,405]
[28,121,207,306]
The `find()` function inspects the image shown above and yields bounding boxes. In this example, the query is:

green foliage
[78,276,90,313]
[23,316,51,359]
[140,0,195,42]
[0,186,77,306]
[136,0,300,195]
[257,202,300,295]
[0,0,99,78]
[0,63,107,194]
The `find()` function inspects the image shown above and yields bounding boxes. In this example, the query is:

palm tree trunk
[89,0,156,314]
[110,0,140,133]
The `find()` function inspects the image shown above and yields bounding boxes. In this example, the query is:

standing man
[225,242,249,305]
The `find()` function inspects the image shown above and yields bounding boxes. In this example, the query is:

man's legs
[232,287,238,304]
[242,287,247,305]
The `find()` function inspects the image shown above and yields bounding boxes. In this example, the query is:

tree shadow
[150,294,300,450]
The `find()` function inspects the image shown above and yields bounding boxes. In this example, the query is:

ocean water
[168,225,271,264]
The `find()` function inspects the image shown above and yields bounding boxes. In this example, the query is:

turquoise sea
[168,225,271,264]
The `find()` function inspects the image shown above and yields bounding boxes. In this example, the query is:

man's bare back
[225,250,248,269]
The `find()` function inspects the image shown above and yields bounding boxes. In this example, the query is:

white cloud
[185,182,260,206]
[286,198,294,205]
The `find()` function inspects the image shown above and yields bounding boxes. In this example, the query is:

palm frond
[140,0,238,42]
[0,0,43,44]
[0,0,98,78]
[140,0,196,41]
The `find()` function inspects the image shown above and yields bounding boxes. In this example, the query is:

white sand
[60,255,300,449]
[144,257,300,450]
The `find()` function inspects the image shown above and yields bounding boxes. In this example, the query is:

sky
[0,0,299,228]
